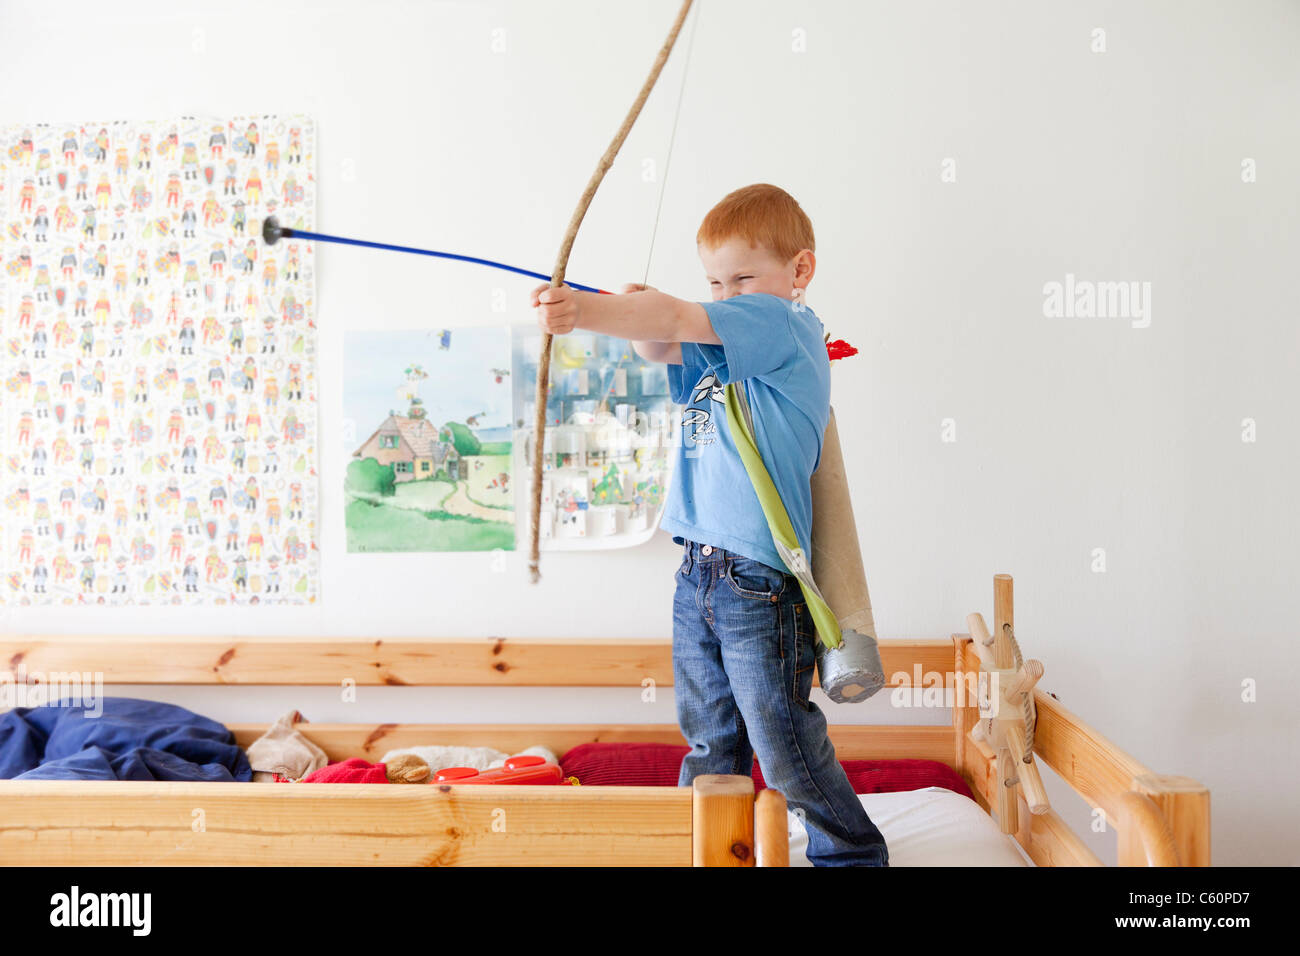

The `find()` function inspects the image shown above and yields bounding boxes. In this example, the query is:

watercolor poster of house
[343,327,514,552]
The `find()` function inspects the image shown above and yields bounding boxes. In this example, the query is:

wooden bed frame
[0,605,1210,866]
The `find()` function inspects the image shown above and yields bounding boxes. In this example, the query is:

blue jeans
[672,539,889,866]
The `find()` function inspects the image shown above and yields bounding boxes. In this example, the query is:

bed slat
[225,721,958,767]
[0,780,692,867]
[0,636,954,686]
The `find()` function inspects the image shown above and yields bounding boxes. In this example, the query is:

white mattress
[788,787,1031,866]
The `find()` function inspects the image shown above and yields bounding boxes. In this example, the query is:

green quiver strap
[723,382,842,651]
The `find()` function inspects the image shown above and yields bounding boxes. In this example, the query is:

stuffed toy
[245,709,329,783]
[384,753,431,784]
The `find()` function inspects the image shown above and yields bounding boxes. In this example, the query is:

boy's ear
[793,249,816,286]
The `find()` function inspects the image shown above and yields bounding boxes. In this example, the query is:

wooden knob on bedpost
[1004,725,1050,814]
[1004,659,1043,697]
[965,612,996,669]
[692,774,756,867]
[993,574,1014,670]
[996,747,1019,834]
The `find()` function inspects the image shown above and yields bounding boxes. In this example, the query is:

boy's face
[698,237,814,301]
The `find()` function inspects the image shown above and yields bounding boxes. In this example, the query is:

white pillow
[787,787,1031,866]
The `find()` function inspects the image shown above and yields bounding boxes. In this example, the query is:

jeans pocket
[792,600,816,710]
[723,555,787,600]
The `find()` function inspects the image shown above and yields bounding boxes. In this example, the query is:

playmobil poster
[0,114,319,605]
[510,327,674,551]
[343,325,675,553]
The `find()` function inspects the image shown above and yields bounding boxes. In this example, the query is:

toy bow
[528,0,697,583]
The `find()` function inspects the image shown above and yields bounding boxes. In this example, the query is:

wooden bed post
[1128,773,1211,866]
[951,634,978,792]
[1117,790,1179,866]
[992,574,1019,834]
[755,788,789,866]
[692,774,756,866]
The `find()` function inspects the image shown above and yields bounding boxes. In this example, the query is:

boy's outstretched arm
[529,282,721,365]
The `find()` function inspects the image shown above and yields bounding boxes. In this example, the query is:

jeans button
[701,544,712,555]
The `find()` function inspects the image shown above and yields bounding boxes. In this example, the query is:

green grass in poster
[345,497,515,553]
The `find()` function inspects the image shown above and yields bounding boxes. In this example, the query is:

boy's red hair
[696,183,815,262]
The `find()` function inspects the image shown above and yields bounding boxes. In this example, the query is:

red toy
[433,754,565,786]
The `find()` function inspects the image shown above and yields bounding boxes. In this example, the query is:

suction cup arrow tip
[262,215,284,246]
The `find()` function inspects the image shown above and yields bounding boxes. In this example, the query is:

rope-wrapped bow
[528,0,696,583]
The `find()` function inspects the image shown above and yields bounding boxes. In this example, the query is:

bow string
[529,0,699,583]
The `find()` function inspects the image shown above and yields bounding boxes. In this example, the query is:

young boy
[532,183,889,866]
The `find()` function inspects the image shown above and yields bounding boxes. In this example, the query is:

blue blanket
[0,697,251,782]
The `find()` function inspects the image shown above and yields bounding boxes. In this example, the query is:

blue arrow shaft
[279,226,608,294]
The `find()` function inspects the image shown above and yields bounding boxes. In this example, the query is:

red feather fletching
[825,339,858,361]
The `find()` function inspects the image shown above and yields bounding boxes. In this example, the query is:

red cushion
[559,742,972,799]
[560,743,689,787]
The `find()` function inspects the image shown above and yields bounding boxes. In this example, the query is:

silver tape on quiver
[810,407,886,704]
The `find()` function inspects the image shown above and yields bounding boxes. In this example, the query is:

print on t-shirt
[681,370,725,453]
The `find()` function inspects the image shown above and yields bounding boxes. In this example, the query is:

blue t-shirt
[661,293,831,571]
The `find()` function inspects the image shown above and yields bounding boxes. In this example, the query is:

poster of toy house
[343,327,514,552]
[510,327,675,550]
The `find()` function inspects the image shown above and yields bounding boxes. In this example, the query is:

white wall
[2,0,1296,865]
